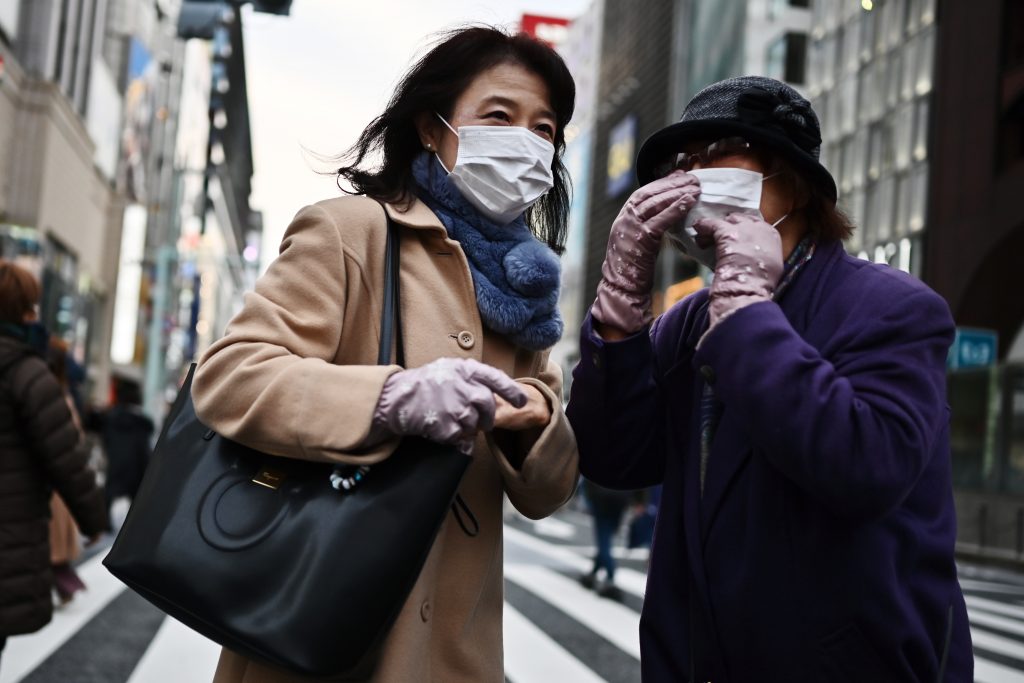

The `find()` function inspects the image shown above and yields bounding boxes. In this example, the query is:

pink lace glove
[591,170,701,333]
[372,358,527,453]
[692,213,785,331]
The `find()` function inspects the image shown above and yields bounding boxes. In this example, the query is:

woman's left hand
[493,383,551,431]
[693,213,785,329]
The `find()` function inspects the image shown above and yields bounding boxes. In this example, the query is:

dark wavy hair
[333,26,575,254]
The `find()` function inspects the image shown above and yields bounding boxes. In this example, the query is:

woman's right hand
[591,170,701,335]
[372,358,527,452]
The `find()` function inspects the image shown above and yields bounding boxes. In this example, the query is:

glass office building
[807,0,936,274]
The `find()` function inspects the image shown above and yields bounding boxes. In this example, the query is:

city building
[580,0,683,327]
[0,0,127,404]
[926,0,1024,562]
[807,0,1024,564]
[548,1,603,379]
[806,0,935,273]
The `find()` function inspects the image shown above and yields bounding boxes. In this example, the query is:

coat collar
[383,197,447,234]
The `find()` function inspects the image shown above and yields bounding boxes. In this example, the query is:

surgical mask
[666,167,787,270]
[434,113,555,226]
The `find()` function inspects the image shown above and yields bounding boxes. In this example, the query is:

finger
[692,217,727,238]
[462,384,497,432]
[634,184,701,221]
[722,212,753,225]
[492,395,515,429]
[466,363,527,408]
[628,169,699,207]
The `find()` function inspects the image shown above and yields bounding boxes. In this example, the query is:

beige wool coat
[191,195,579,683]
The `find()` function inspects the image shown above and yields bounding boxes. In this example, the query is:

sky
[241,0,592,269]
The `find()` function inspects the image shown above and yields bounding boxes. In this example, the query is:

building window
[915,27,934,95]
[768,0,810,20]
[894,101,914,171]
[912,98,930,162]
[876,174,895,242]
[766,32,809,85]
[909,162,928,232]
[896,172,912,236]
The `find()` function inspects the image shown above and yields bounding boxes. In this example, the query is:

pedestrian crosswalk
[7,509,1024,682]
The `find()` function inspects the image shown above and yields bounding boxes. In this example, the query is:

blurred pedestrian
[0,260,107,668]
[90,377,153,528]
[45,337,89,605]
[578,479,631,600]
[626,485,659,552]
[567,76,971,681]
[191,26,578,683]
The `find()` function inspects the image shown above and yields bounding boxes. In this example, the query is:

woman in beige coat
[192,26,579,683]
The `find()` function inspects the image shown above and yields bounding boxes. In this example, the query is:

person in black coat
[91,378,154,526]
[0,260,107,666]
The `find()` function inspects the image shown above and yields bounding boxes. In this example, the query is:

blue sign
[606,115,637,197]
[947,327,998,370]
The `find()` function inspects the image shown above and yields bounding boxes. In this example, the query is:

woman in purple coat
[566,76,972,682]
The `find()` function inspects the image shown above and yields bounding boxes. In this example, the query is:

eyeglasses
[673,137,753,172]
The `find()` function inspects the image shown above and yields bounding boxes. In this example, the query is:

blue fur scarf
[411,153,563,351]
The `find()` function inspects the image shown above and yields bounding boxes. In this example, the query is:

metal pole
[143,244,174,421]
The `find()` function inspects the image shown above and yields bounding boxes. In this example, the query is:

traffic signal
[178,1,234,40]
[252,0,291,15]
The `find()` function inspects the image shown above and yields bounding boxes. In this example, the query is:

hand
[493,383,551,431]
[373,358,527,452]
[591,170,701,334]
[692,212,784,330]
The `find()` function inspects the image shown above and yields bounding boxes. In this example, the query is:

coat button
[457,331,475,350]
[420,600,432,622]
[592,353,602,369]
[699,365,716,385]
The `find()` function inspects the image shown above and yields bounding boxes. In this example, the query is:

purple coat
[566,240,972,682]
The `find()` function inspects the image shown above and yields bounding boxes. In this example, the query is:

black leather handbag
[104,214,471,678]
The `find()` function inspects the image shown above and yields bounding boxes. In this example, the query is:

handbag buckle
[252,466,287,490]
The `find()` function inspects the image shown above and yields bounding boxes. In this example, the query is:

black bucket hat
[635,75,837,203]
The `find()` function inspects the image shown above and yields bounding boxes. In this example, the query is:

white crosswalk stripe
[0,554,126,683]
[8,511,1024,681]
[125,617,221,683]
[503,605,607,683]
[504,564,641,660]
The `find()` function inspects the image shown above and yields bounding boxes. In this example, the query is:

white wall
[744,0,811,89]
[33,87,116,290]
[0,0,19,40]
[86,57,122,180]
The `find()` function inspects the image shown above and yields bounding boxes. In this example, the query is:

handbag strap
[378,213,404,367]
[375,207,477,538]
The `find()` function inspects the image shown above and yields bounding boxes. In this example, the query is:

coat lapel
[695,239,845,540]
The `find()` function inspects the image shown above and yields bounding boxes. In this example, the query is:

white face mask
[435,113,555,225]
[666,167,787,269]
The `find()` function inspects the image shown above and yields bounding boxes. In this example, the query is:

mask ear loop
[433,112,459,174]
[762,171,788,228]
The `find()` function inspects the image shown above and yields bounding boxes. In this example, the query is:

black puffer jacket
[0,334,107,637]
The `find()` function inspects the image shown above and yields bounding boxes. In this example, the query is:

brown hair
[0,259,42,325]
[764,155,855,242]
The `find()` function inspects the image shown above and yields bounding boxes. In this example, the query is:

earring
[425,143,433,150]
